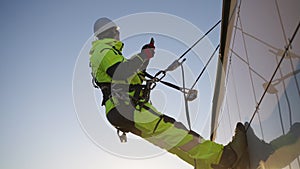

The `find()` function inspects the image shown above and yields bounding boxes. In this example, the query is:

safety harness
[94,81,152,105]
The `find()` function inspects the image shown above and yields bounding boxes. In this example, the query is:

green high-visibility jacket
[89,38,148,112]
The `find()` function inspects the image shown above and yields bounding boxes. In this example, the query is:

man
[89,17,247,169]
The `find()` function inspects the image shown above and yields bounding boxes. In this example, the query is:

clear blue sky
[0,1,222,169]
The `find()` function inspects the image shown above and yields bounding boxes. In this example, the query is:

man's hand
[140,38,155,60]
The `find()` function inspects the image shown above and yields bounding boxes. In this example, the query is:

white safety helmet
[93,17,119,37]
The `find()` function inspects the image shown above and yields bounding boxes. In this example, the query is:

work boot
[211,122,248,169]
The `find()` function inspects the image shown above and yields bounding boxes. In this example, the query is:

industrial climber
[89,17,247,169]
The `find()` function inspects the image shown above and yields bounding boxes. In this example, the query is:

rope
[246,20,300,131]
[178,20,221,61]
[182,44,220,131]
[190,44,220,90]
[181,63,192,130]
[275,0,299,127]
[238,9,265,138]
[143,20,222,131]
[145,20,222,93]
[274,53,293,129]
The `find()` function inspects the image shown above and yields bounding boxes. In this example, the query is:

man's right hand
[140,38,155,60]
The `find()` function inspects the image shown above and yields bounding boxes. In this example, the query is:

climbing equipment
[145,20,221,94]
[143,20,222,130]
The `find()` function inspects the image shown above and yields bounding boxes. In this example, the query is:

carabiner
[117,129,127,143]
[154,70,166,82]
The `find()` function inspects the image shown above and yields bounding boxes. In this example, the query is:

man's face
[112,27,120,40]
[114,29,120,40]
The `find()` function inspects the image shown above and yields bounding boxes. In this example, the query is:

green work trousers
[106,98,224,169]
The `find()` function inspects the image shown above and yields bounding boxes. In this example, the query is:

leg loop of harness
[98,82,155,143]
[130,81,153,111]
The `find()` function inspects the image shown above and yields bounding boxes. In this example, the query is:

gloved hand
[140,38,155,60]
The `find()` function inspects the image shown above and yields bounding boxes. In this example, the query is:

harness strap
[95,82,152,107]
